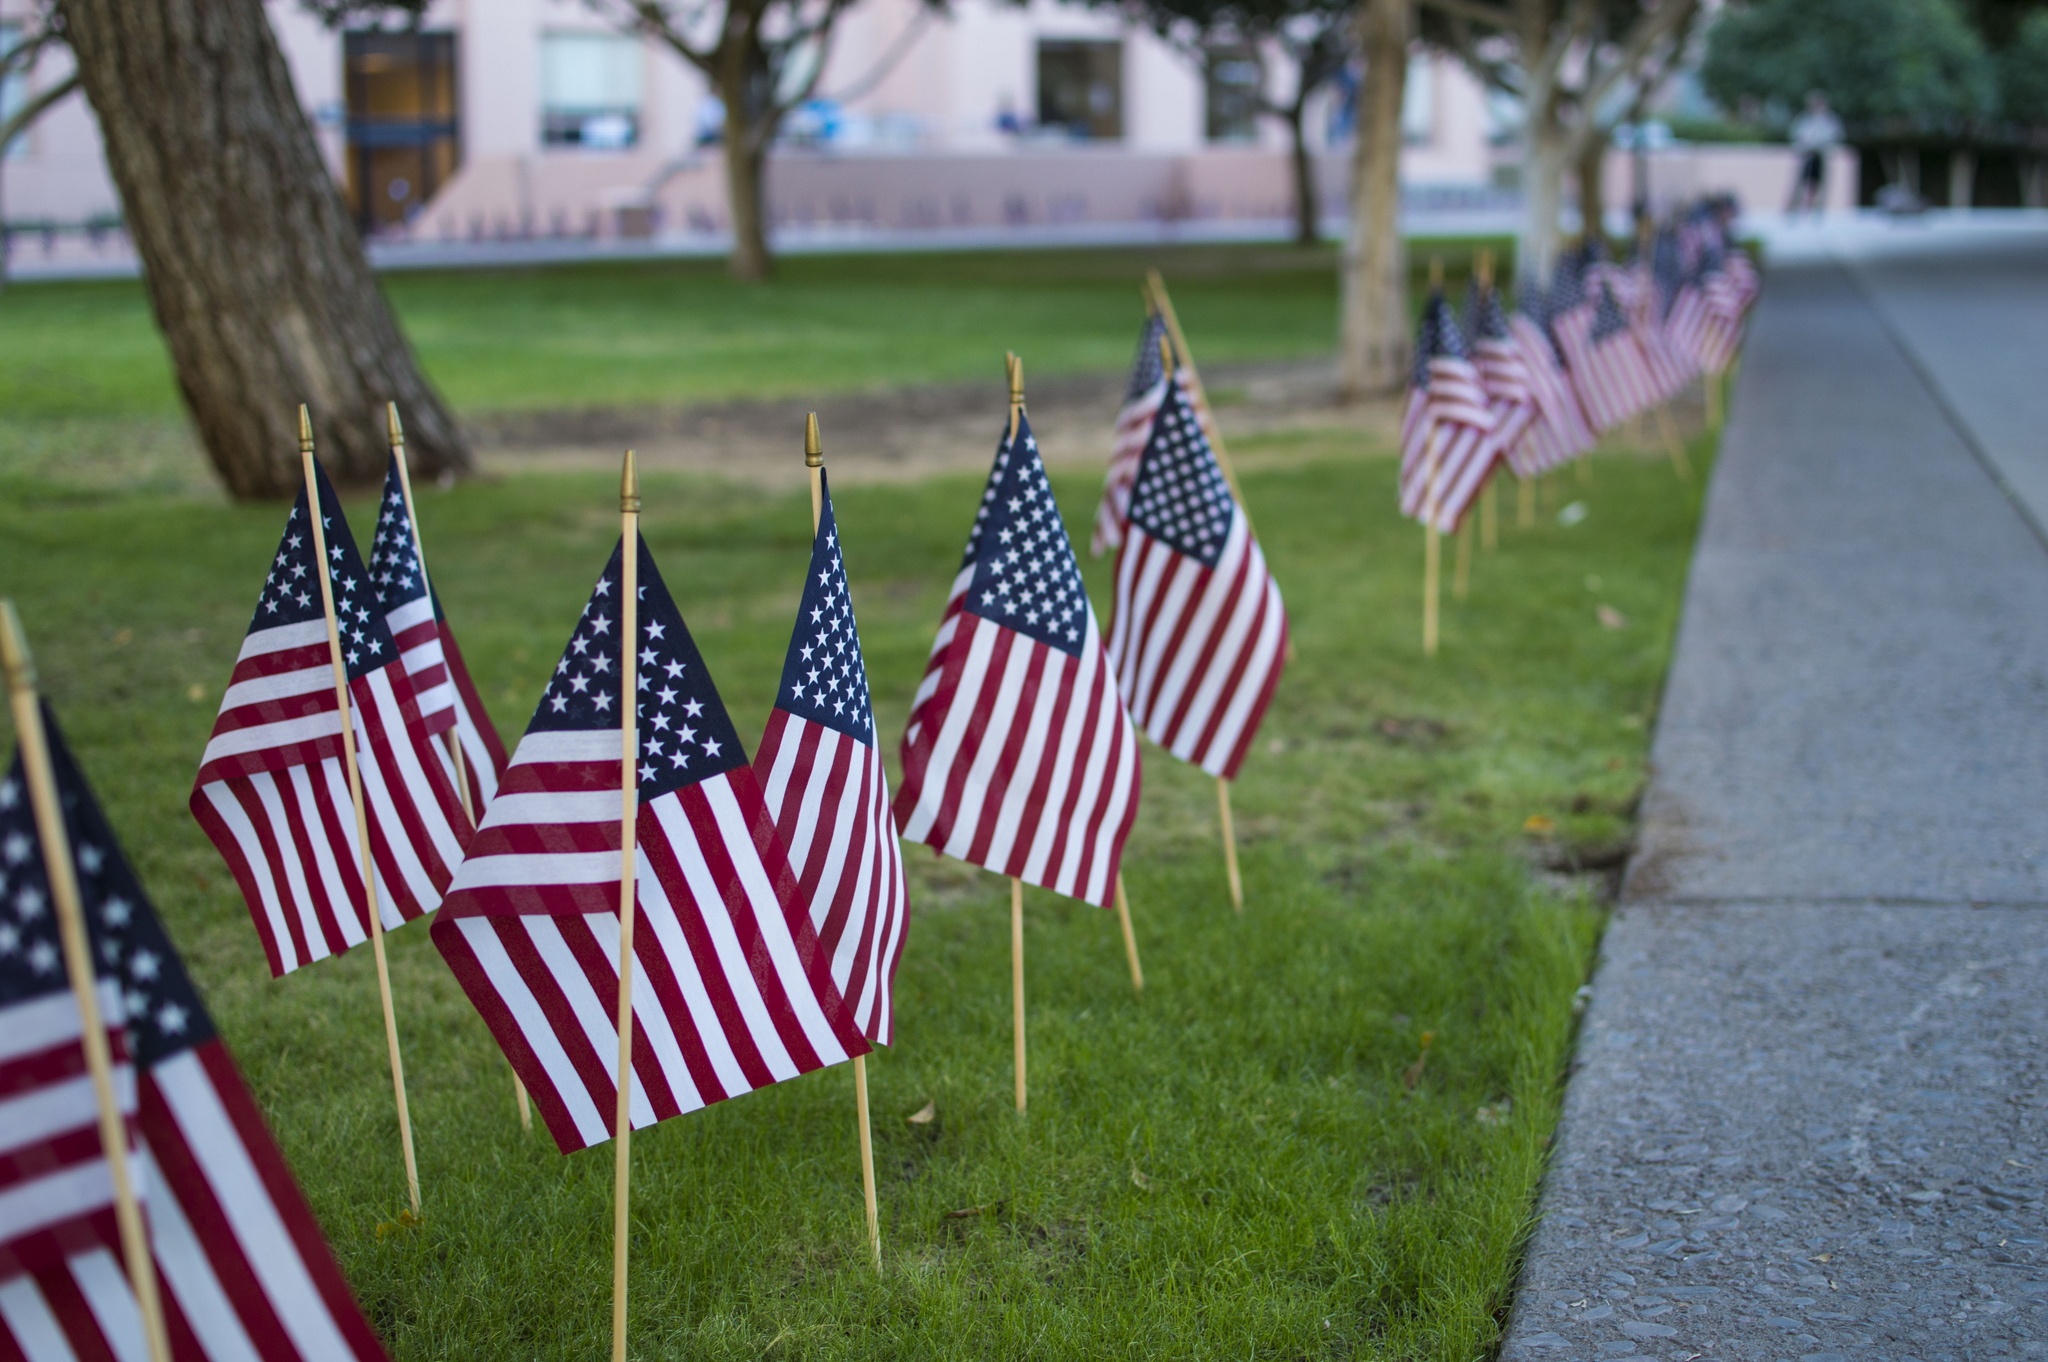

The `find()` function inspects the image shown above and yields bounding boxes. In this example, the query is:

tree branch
[0,70,78,154]
[1579,0,1695,116]
[1418,0,1513,30]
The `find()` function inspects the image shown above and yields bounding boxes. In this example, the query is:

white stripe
[1159,521,1263,759]
[131,1142,263,1362]
[199,710,344,768]
[457,917,608,1147]
[0,1072,127,1160]
[1194,573,1285,776]
[353,670,445,913]
[234,620,329,662]
[69,1249,148,1362]
[510,729,622,766]
[1140,530,1242,732]
[628,860,742,1108]
[386,596,435,635]
[572,914,663,1130]
[985,645,1068,873]
[481,789,618,828]
[0,1273,78,1362]
[939,628,1032,862]
[153,1050,358,1361]
[1017,647,1087,891]
[0,990,98,1065]
[523,915,634,1133]
[454,850,619,889]
[200,779,298,972]
[218,664,332,713]
[311,761,374,950]
[899,617,997,843]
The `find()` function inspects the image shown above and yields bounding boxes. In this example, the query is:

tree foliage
[1700,0,1995,135]
[1996,10,2048,126]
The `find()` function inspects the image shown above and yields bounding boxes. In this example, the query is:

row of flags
[4,297,1294,1353]
[1402,205,1759,538]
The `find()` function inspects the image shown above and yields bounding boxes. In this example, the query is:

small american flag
[1091,313,1172,557]
[896,412,1141,909]
[1398,291,1499,535]
[1553,269,1659,433]
[1628,237,1699,400]
[367,455,509,813]
[1507,284,1597,475]
[1463,282,1540,476]
[431,537,868,1154]
[1105,376,1287,779]
[190,462,473,978]
[754,473,908,1045]
[3,708,391,1361]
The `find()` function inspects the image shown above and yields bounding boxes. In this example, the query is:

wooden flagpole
[611,450,642,1362]
[1114,874,1143,991]
[1004,354,1031,1116]
[300,408,420,1217]
[1655,403,1693,480]
[805,413,882,1273]
[1422,424,1444,657]
[385,404,531,1135]
[0,603,172,1362]
[1215,778,1243,911]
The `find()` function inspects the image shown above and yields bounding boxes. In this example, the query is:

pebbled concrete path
[1500,248,2048,1362]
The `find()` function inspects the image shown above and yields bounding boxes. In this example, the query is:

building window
[541,32,644,149]
[344,30,460,234]
[1037,40,1122,141]
[1205,47,1261,143]
[1400,53,1434,145]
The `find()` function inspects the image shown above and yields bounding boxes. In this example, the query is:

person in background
[1788,91,1843,217]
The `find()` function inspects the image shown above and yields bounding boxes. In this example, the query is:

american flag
[1553,268,1660,433]
[1105,377,1287,779]
[190,463,473,978]
[366,455,509,814]
[3,708,391,1361]
[1627,236,1699,401]
[1463,282,1540,476]
[1663,253,1716,376]
[1398,291,1499,535]
[431,537,869,1154]
[1091,313,1172,557]
[1507,284,1597,476]
[895,412,1140,910]
[754,473,908,1045]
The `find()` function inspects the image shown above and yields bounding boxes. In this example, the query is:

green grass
[0,415,1705,1359]
[0,239,1514,422]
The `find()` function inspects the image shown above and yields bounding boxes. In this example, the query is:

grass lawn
[0,411,1709,1358]
[0,239,1512,422]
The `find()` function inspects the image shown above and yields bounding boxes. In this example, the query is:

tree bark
[1576,124,1609,251]
[58,0,468,499]
[1338,0,1410,399]
[716,48,774,281]
[1285,100,1319,245]
[1522,110,1568,286]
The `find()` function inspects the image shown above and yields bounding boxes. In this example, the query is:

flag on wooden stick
[1553,265,1661,433]
[1399,291,1499,535]
[1105,375,1287,780]
[190,461,472,978]
[1091,312,1172,557]
[431,537,869,1153]
[1463,280,1540,476]
[367,453,509,814]
[755,470,908,1046]
[895,411,1141,910]
[2,705,392,1361]
[1506,283,1597,475]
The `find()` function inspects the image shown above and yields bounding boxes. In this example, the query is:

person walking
[1788,91,1843,216]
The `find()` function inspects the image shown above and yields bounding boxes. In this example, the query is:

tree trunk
[1285,100,1319,245]
[717,56,774,282]
[1338,0,1409,399]
[1522,111,1569,288]
[1948,147,1976,210]
[59,0,468,499]
[1576,126,1609,252]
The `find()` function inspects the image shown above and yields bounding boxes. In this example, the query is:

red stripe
[1158,539,1255,752]
[960,637,1050,871]
[272,764,356,963]
[1033,645,1102,895]
[26,1267,119,1362]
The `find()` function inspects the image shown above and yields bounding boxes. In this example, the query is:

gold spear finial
[298,404,314,455]
[386,401,404,453]
[1007,352,1025,408]
[804,413,823,468]
[621,449,640,513]
[0,599,34,692]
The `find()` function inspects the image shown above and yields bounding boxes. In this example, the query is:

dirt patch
[468,356,1401,490]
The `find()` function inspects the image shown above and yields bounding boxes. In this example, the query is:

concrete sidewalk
[1500,253,2048,1361]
